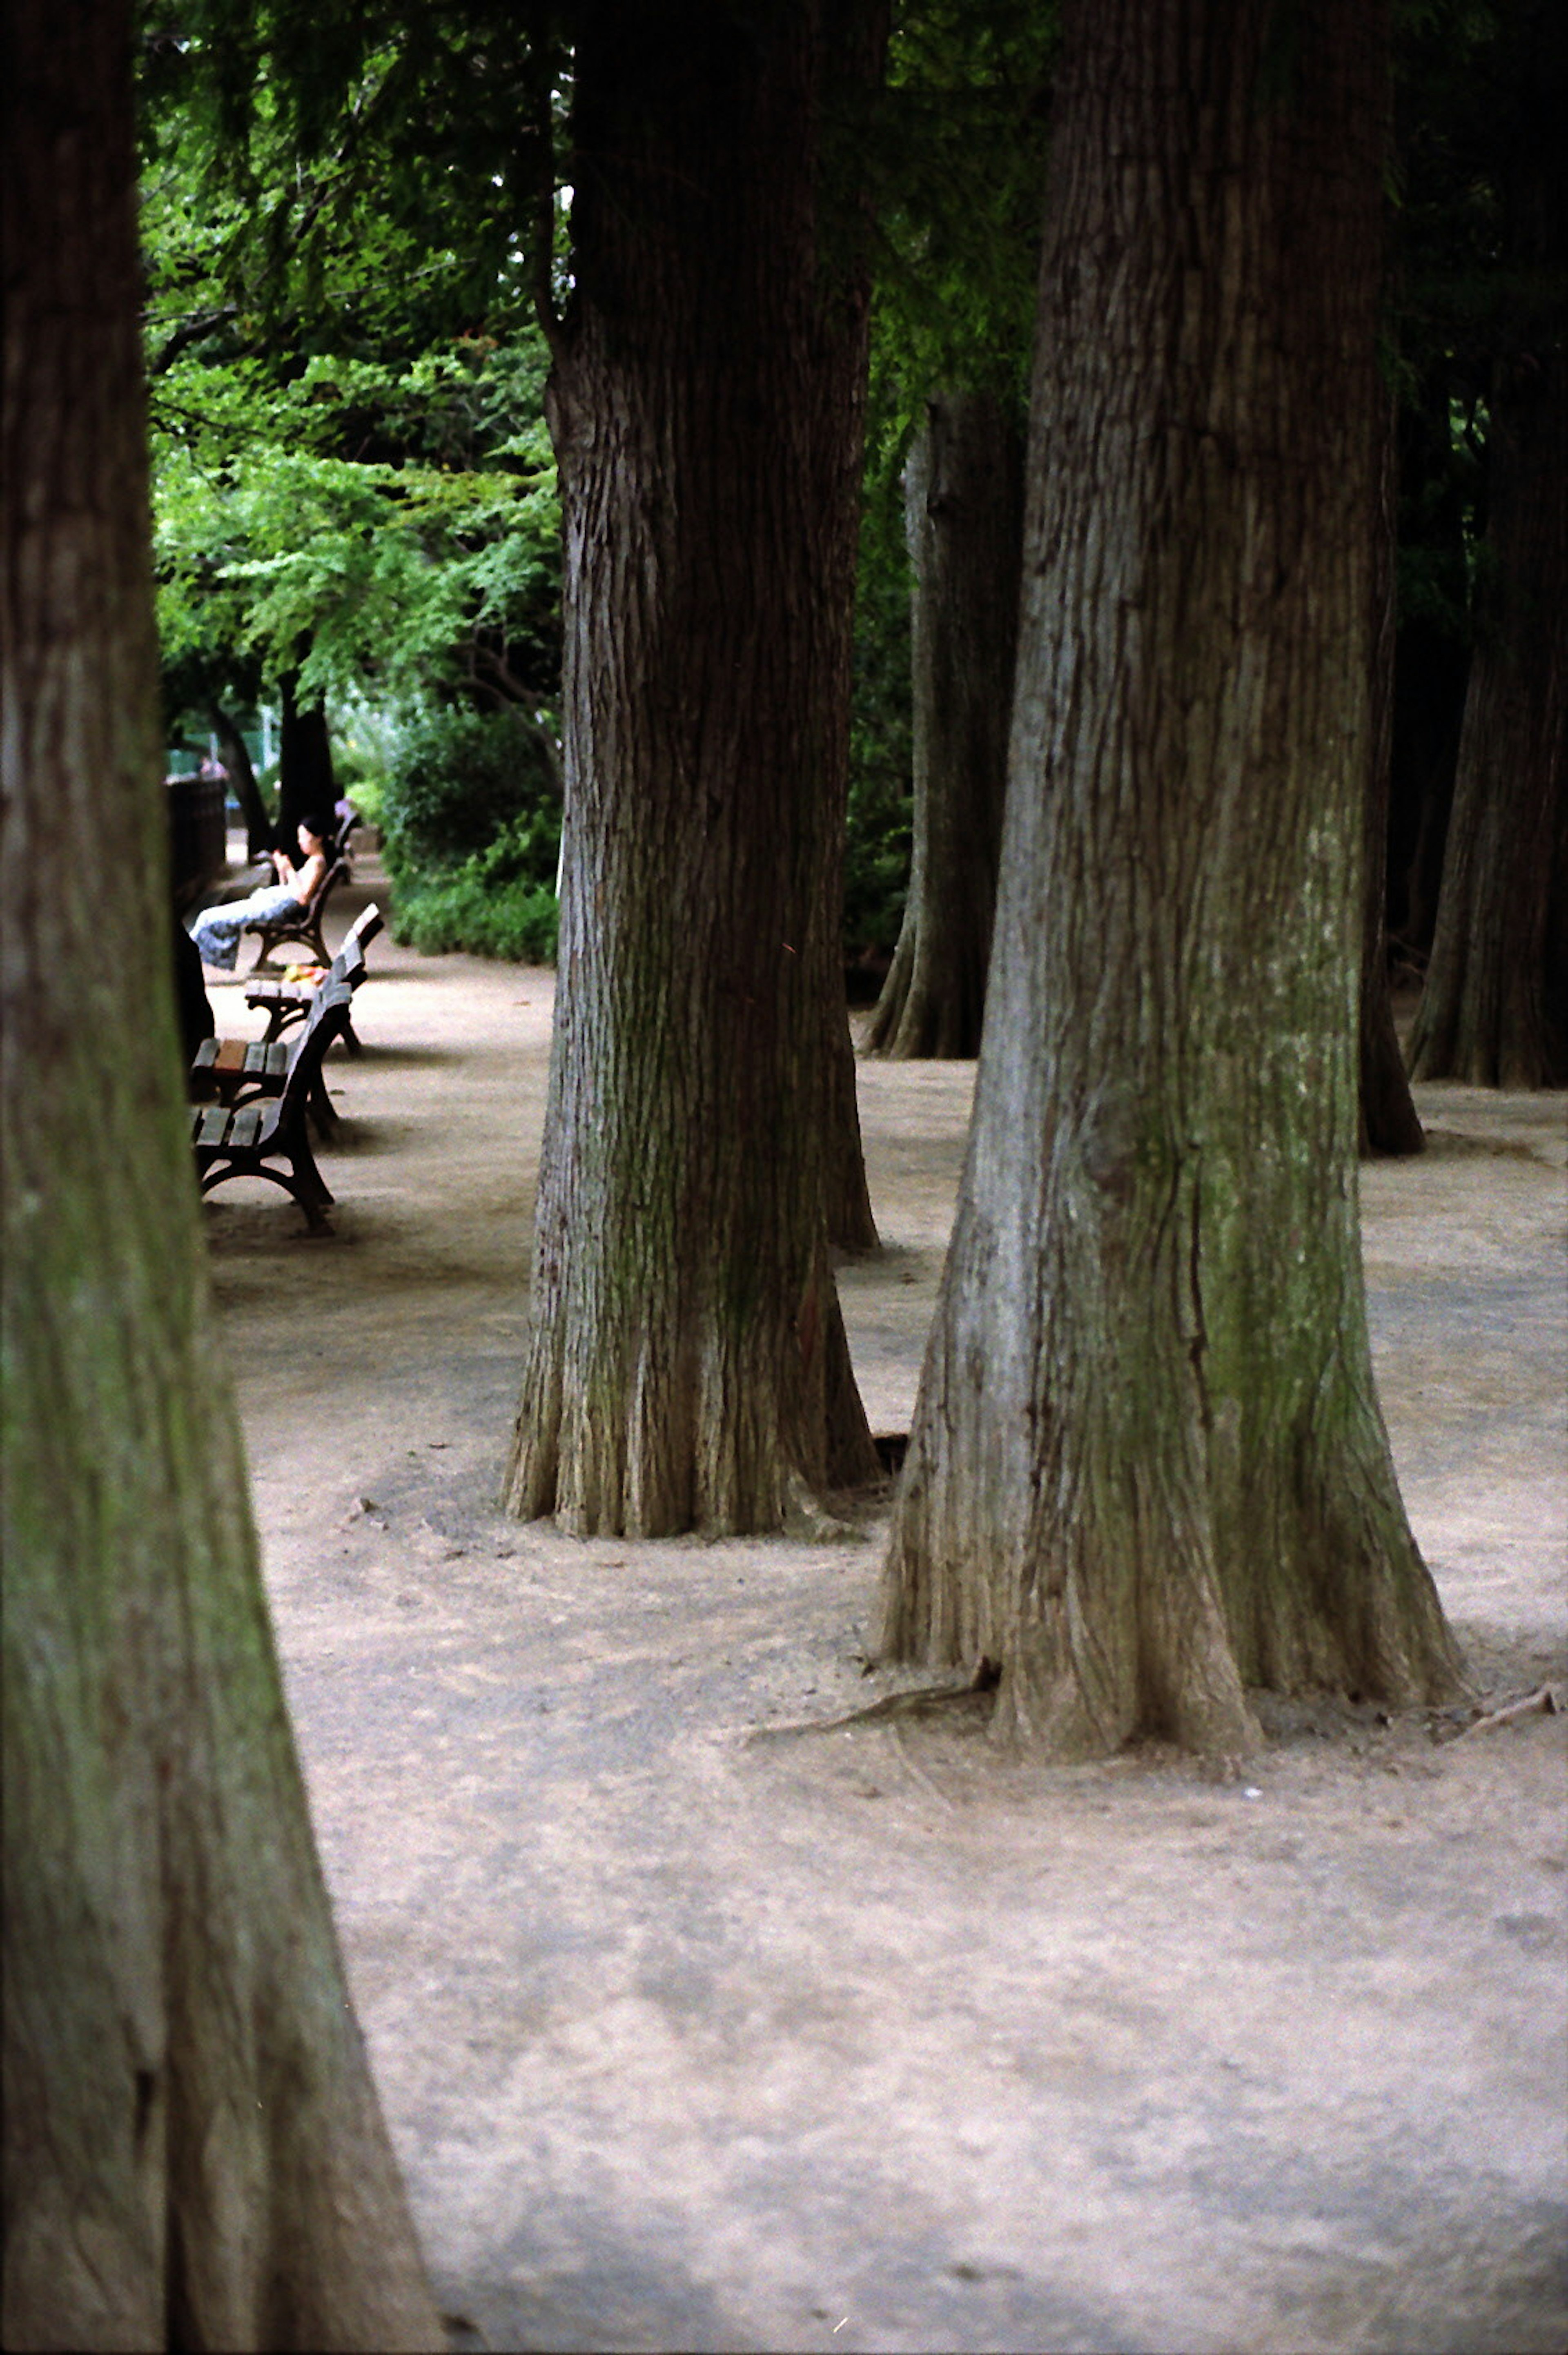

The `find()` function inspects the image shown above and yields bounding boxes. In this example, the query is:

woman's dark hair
[297,811,333,845]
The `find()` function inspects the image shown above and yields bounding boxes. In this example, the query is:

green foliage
[379,704,560,963]
[149,339,561,713]
[379,705,557,875]
[1388,0,1568,644]
[138,37,564,744]
[843,4,1056,967]
[866,2,1058,442]
[392,844,560,965]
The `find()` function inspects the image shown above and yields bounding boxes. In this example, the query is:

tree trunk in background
[1360,390,1425,1154]
[1404,381,1568,1084]
[209,697,272,857]
[278,668,338,846]
[1385,379,1470,969]
[866,391,1023,1058]
[1405,6,1567,1087]
[1,10,440,2345]
[878,0,1463,1757]
[825,1005,881,1250]
[505,0,886,1536]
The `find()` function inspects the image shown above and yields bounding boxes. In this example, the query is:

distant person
[189,813,330,971]
[198,751,228,783]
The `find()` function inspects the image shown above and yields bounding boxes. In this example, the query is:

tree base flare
[504,1279,879,1540]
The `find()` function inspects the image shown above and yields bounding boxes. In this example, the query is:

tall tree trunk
[504,0,886,1536]
[277,668,338,846]
[878,0,1463,1757]
[1405,6,1568,1087]
[866,391,1023,1058]
[1404,376,1568,1083]
[825,1002,881,1251]
[209,696,273,858]
[1,9,440,2346]
[1385,377,1470,968]
[1360,388,1425,1154]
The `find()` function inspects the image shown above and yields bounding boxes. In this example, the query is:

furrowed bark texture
[1,10,439,2345]
[505,1,885,1536]
[866,392,1023,1059]
[1360,389,1425,1154]
[210,700,274,860]
[879,0,1463,1756]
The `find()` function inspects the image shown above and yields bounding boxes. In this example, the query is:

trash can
[166,771,227,906]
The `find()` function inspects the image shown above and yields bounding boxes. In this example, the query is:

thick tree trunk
[504,1,885,1536]
[866,391,1023,1059]
[209,697,273,858]
[1404,362,1568,1084]
[1,10,440,2346]
[878,0,1463,1757]
[1360,391,1425,1154]
[278,668,338,845]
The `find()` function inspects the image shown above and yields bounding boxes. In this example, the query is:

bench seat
[190,980,353,1233]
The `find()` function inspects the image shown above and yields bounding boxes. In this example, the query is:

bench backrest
[339,901,383,957]
[269,980,354,1128]
[302,854,347,914]
[292,975,353,1061]
[328,936,366,988]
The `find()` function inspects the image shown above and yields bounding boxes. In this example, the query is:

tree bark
[1360,389,1425,1154]
[878,0,1463,1757]
[278,668,339,846]
[209,696,273,858]
[1385,378,1470,969]
[504,0,886,1536]
[866,390,1023,1059]
[1,9,441,2345]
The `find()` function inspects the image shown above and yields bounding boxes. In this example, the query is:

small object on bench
[190,1027,338,1137]
[189,979,354,1233]
[245,903,382,1052]
[192,911,378,1134]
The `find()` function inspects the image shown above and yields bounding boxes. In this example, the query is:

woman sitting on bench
[190,815,330,972]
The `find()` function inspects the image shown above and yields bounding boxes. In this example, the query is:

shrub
[381,704,558,878]
[378,704,561,962]
[390,807,561,963]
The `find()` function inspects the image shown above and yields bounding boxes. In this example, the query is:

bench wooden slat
[190,981,352,1232]
[242,904,378,1053]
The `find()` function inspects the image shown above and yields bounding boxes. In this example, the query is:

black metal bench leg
[196,1161,333,1234]
[289,1137,334,1210]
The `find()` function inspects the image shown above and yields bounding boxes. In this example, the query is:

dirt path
[203,860,1566,2355]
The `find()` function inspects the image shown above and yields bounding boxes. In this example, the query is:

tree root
[746,1658,1000,1746]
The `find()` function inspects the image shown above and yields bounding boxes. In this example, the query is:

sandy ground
[200,857,1567,2355]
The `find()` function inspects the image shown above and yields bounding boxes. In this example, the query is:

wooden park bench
[192,912,380,1136]
[189,979,354,1233]
[244,903,383,1054]
[243,849,351,971]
